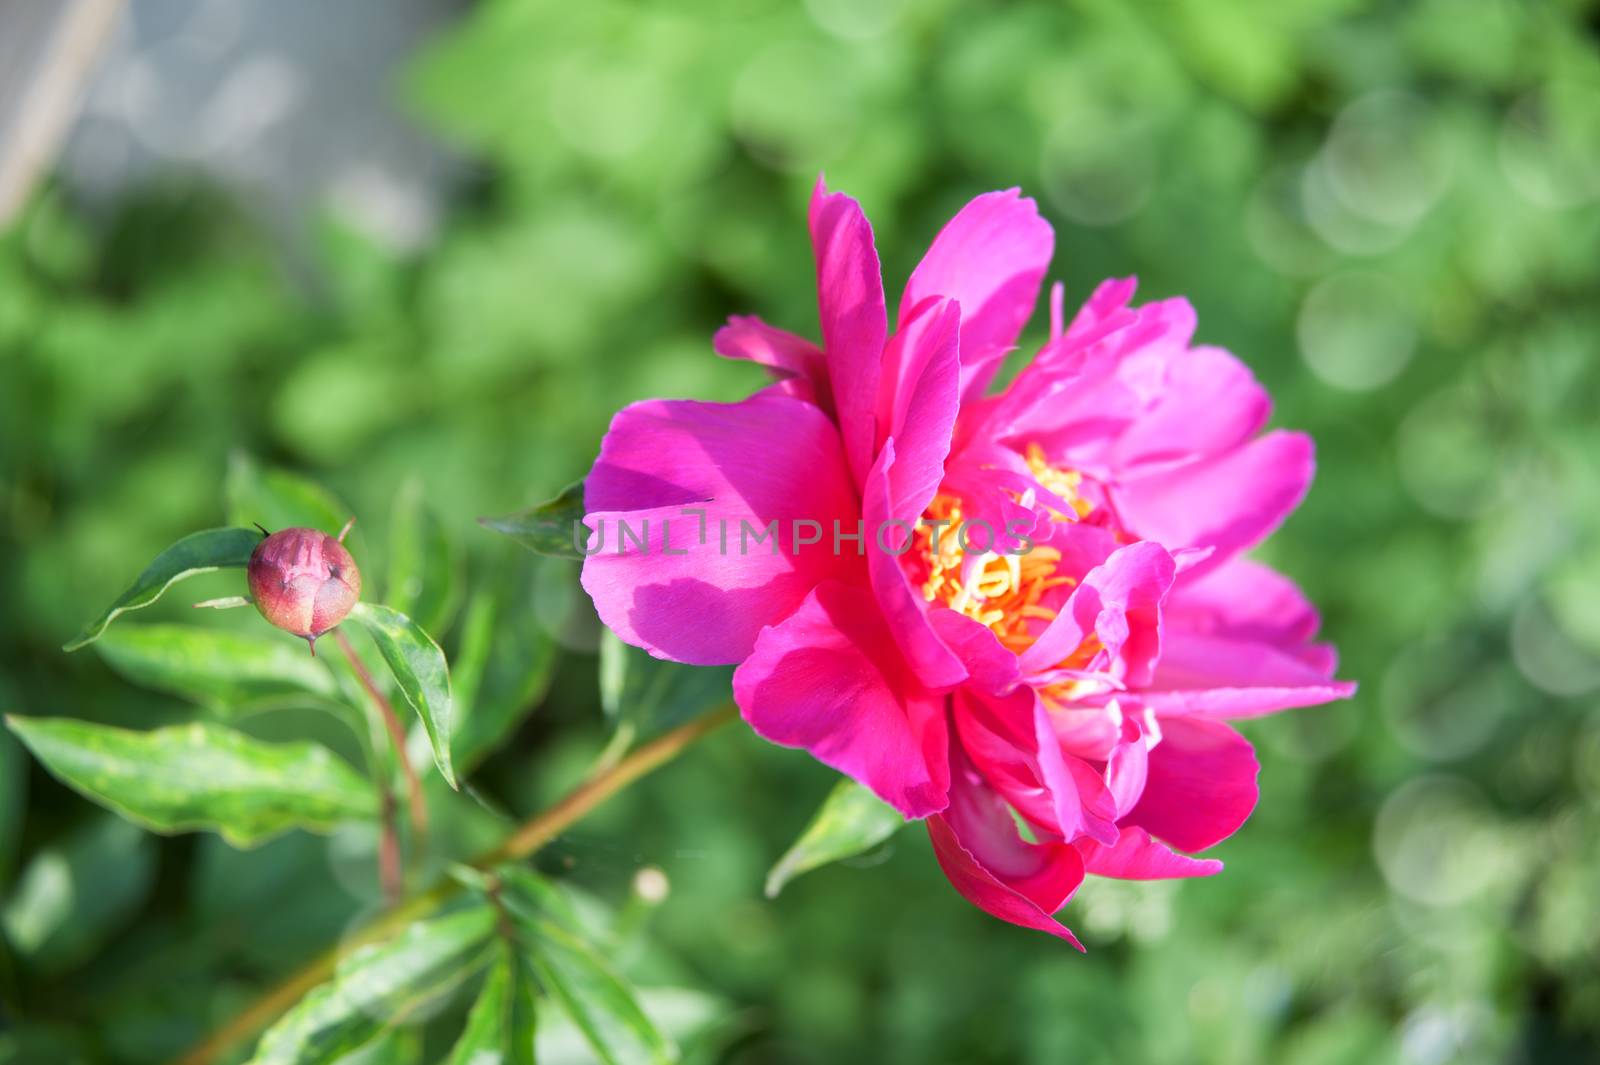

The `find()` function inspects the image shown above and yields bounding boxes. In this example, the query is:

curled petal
[1075,826,1222,880]
[1124,715,1258,854]
[734,580,949,819]
[581,391,859,665]
[713,316,832,417]
[810,178,887,487]
[900,189,1054,400]
[928,747,1085,947]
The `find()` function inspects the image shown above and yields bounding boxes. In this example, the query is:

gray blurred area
[0,0,122,221]
[1,0,467,250]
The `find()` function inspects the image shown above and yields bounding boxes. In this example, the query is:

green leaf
[338,1027,423,1065]
[64,527,261,651]
[536,989,726,1065]
[764,778,906,899]
[247,907,497,1065]
[0,719,23,883]
[5,717,377,848]
[95,623,343,716]
[445,581,557,775]
[523,920,674,1065]
[479,481,585,560]
[500,869,673,1065]
[1,816,155,975]
[349,602,457,789]
[387,476,464,637]
[599,632,731,746]
[225,451,350,540]
[445,943,539,1065]
[497,867,587,937]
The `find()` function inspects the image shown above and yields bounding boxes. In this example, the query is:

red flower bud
[247,526,361,653]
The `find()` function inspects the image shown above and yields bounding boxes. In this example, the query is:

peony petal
[927,745,1085,947]
[810,177,887,487]
[876,297,963,522]
[1166,557,1324,647]
[1031,699,1120,846]
[863,441,970,689]
[1134,681,1358,719]
[1018,540,1175,688]
[733,581,949,818]
[1075,826,1222,880]
[1112,430,1314,571]
[900,189,1054,401]
[952,686,1058,831]
[1124,715,1258,853]
[1108,345,1271,470]
[927,609,1021,696]
[581,391,859,665]
[713,316,832,417]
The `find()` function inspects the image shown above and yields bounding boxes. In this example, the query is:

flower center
[913,445,1093,657]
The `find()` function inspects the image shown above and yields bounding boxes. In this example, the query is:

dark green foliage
[3,0,1600,1062]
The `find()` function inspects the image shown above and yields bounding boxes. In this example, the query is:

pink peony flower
[580,179,1354,945]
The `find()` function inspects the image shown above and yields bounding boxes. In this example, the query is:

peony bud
[247,525,361,654]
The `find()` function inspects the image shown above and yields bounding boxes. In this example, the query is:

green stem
[165,703,737,1065]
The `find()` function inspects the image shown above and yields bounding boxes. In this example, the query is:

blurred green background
[4,0,1600,1062]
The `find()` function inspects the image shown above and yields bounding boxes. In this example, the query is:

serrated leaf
[387,476,464,637]
[247,907,497,1065]
[5,717,376,848]
[445,943,539,1065]
[95,623,343,716]
[479,481,585,560]
[64,527,261,651]
[349,602,456,789]
[764,778,905,898]
[523,920,674,1065]
[225,451,351,541]
[599,632,731,745]
[1,816,155,975]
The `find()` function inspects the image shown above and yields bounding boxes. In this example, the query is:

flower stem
[165,702,738,1065]
[334,628,430,846]
[377,789,403,906]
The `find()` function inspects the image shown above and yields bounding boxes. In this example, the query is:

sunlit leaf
[524,920,674,1065]
[599,631,731,746]
[337,1026,423,1065]
[479,481,585,560]
[95,623,343,716]
[536,988,727,1065]
[349,602,456,789]
[1,816,155,976]
[387,476,464,637]
[765,778,905,898]
[445,943,539,1065]
[246,907,497,1065]
[5,717,376,848]
[500,868,673,1065]
[64,527,261,651]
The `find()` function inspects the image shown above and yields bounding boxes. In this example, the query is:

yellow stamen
[1026,443,1093,520]
[913,445,1098,663]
